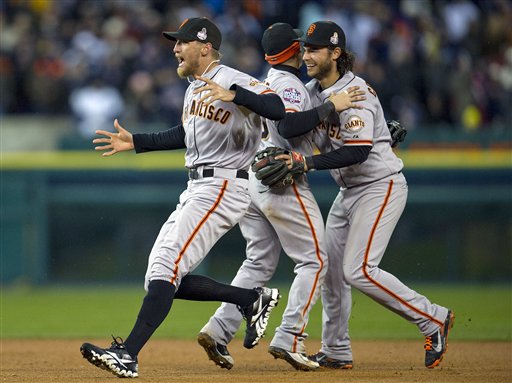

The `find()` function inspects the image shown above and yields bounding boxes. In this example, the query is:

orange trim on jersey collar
[265,42,301,65]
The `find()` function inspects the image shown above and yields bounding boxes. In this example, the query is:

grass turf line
[1,284,510,341]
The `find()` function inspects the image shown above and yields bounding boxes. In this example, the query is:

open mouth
[176,56,185,67]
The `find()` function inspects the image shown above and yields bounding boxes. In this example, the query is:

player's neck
[319,69,341,90]
[197,59,220,77]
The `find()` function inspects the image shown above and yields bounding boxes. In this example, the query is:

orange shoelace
[424,336,433,351]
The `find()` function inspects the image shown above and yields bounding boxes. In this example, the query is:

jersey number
[329,125,342,140]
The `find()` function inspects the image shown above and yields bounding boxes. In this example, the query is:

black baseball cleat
[80,336,138,378]
[308,352,353,369]
[424,310,455,368]
[197,332,234,370]
[239,287,281,349]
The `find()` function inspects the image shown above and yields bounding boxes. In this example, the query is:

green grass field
[1,284,510,341]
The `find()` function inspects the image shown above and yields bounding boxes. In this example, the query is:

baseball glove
[387,120,407,147]
[251,147,306,189]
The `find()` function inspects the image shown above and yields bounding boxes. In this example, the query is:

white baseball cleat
[268,346,320,371]
[80,336,138,378]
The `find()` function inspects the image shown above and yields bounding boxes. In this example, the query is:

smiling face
[173,40,203,78]
[302,45,340,86]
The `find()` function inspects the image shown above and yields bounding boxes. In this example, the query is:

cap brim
[162,31,194,42]
[293,28,303,38]
[294,36,331,47]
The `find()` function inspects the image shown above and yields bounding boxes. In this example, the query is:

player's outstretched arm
[93,119,134,157]
[193,75,285,121]
[277,86,365,140]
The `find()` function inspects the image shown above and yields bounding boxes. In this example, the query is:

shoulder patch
[344,115,365,132]
[282,88,302,104]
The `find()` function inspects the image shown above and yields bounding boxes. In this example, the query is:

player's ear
[331,47,342,60]
[201,43,211,56]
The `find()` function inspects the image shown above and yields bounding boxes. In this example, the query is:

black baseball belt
[188,168,249,180]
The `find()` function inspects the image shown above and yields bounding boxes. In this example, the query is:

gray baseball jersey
[182,65,269,170]
[307,71,449,361]
[144,65,273,290]
[308,72,403,188]
[201,67,327,354]
[260,67,315,156]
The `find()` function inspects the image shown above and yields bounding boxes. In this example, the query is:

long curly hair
[330,48,355,75]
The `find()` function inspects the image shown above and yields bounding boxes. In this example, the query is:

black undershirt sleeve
[133,124,186,153]
[277,102,335,139]
[231,84,285,121]
[305,145,372,171]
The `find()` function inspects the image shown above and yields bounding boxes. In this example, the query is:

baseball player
[196,23,365,371]
[79,17,286,378]
[275,21,455,369]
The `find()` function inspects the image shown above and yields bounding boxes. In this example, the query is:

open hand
[328,86,366,112]
[193,75,235,105]
[92,119,134,157]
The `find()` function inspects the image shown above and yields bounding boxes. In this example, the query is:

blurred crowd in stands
[1,0,510,137]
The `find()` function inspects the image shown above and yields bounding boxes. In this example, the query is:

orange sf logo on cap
[307,23,316,36]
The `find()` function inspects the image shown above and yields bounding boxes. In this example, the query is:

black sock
[174,274,258,307]
[124,280,175,357]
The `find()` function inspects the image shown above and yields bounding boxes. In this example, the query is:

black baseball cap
[163,17,222,50]
[295,21,346,50]
[261,23,303,64]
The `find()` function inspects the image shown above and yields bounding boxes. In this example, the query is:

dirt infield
[1,339,511,383]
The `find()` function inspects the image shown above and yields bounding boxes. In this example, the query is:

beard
[309,58,334,80]
[177,55,200,79]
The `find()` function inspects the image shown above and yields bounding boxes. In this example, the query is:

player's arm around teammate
[196,23,367,373]
[80,17,284,379]
[277,21,454,370]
